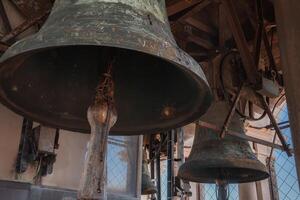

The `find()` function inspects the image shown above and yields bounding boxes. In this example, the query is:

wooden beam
[260,95,293,156]
[0,0,12,32]
[185,17,216,35]
[0,42,8,52]
[221,0,259,86]
[1,10,49,43]
[218,3,228,46]
[187,35,214,49]
[167,0,202,17]
[178,0,212,20]
[188,52,209,57]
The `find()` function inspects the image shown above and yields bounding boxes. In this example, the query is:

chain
[94,60,115,107]
[94,59,115,196]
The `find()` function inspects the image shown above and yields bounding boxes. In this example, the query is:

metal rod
[156,138,161,200]
[266,120,289,129]
[167,130,175,200]
[150,134,155,181]
[260,95,292,156]
[176,128,184,199]
[176,128,185,166]
[250,120,289,129]
[198,121,292,152]
[217,183,228,200]
[220,84,244,138]
[249,101,255,119]
[15,118,33,174]
[277,125,290,130]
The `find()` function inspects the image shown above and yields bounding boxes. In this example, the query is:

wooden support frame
[178,0,212,21]
[260,95,293,156]
[253,0,264,67]
[187,35,214,49]
[0,42,8,52]
[185,17,216,36]
[221,0,259,86]
[167,0,203,17]
[0,0,12,32]
[1,10,49,43]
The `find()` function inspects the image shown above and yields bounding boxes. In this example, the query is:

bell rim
[0,44,212,135]
[0,1,209,87]
[0,1,212,134]
[177,158,270,184]
[0,36,209,86]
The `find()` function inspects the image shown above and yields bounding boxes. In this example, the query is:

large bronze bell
[178,101,269,183]
[0,0,212,134]
[142,149,157,195]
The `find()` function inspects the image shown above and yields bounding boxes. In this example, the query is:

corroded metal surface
[72,0,166,22]
[178,101,269,183]
[0,0,212,134]
[141,149,157,195]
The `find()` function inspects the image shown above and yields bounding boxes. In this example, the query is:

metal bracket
[259,95,293,156]
[220,83,244,138]
[15,118,34,174]
[198,121,293,153]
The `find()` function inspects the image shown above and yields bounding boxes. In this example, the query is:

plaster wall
[0,102,89,190]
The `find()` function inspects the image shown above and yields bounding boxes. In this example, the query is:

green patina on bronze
[0,0,212,135]
[178,101,269,183]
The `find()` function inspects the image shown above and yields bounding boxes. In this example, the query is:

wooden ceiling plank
[185,17,216,35]
[167,0,202,17]
[178,0,212,21]
[0,0,12,32]
[1,10,49,43]
[187,35,214,49]
[221,0,259,85]
[218,3,228,46]
[0,42,8,52]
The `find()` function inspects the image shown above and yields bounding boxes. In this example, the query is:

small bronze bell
[142,149,157,195]
[0,0,211,134]
[178,101,269,183]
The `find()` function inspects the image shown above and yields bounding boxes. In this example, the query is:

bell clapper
[216,179,229,200]
[78,61,117,200]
